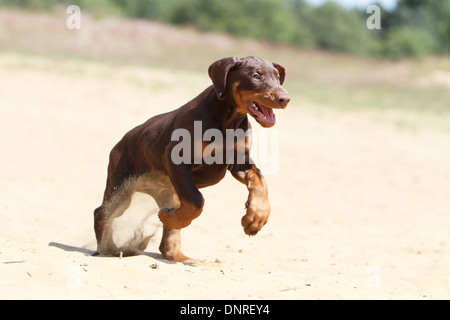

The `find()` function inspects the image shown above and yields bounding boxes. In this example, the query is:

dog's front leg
[158,156,204,229]
[230,163,270,236]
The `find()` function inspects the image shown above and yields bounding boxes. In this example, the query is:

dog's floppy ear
[272,62,286,85]
[208,56,239,100]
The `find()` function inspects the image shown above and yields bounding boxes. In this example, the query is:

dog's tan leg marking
[158,226,191,262]
[231,165,270,236]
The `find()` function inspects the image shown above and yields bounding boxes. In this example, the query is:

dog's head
[208,56,290,128]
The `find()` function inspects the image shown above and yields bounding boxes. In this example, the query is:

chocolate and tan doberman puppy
[93,56,290,262]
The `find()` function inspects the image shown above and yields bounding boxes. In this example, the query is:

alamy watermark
[366,265,381,290]
[366,5,381,30]
[170,121,280,175]
[65,4,380,31]
[66,5,81,30]
[66,265,81,290]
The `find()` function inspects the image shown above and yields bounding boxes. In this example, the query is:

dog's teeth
[252,102,257,108]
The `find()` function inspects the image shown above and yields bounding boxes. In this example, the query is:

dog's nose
[276,92,290,107]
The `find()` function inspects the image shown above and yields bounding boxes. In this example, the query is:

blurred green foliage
[1,0,449,59]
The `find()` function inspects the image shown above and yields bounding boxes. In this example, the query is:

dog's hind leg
[159,226,191,262]
[135,171,192,262]
[93,177,134,256]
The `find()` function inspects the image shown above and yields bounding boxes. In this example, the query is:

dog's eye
[252,73,261,80]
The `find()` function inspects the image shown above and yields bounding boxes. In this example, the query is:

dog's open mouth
[247,101,276,127]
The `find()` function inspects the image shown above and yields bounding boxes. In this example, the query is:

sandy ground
[1,52,449,300]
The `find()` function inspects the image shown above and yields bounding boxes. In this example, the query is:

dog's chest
[192,163,229,188]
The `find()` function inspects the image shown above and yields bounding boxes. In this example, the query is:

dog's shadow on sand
[47,242,182,265]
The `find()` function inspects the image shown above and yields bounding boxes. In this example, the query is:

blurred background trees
[1,0,449,59]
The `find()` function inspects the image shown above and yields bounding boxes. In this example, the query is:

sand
[0,52,449,300]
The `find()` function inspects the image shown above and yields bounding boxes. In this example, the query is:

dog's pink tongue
[261,105,275,122]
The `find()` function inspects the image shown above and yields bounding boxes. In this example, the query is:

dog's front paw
[158,208,191,229]
[241,201,270,236]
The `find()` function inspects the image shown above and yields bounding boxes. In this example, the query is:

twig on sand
[1,260,26,264]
